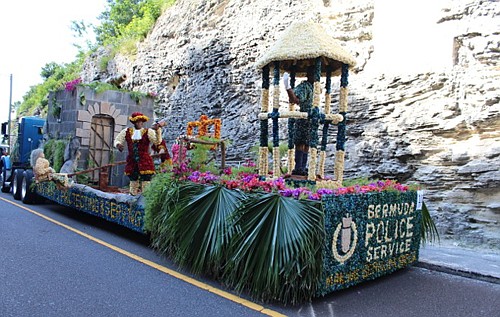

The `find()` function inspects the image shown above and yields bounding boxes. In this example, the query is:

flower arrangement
[64,78,82,92]
[186,114,221,139]
[171,158,412,201]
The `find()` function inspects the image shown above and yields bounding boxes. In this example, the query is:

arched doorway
[89,115,114,183]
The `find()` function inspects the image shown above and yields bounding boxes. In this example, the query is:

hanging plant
[79,91,86,106]
[51,103,62,119]
[129,91,147,104]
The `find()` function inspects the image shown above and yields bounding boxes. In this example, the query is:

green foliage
[53,141,67,173]
[84,82,118,94]
[147,179,188,255]
[267,141,289,157]
[51,103,62,118]
[43,139,68,173]
[129,90,147,103]
[18,58,85,117]
[43,139,55,164]
[420,201,440,245]
[41,62,64,80]
[143,171,175,232]
[342,177,374,187]
[188,137,220,172]
[76,171,91,185]
[9,140,20,162]
[223,193,324,304]
[95,0,176,54]
[145,179,325,304]
[167,183,247,275]
[99,54,114,71]
[16,0,175,116]
[227,164,257,177]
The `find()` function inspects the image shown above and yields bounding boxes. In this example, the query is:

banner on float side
[36,182,145,233]
[317,191,422,295]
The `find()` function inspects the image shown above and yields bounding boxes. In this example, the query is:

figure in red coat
[151,139,172,167]
[114,112,162,195]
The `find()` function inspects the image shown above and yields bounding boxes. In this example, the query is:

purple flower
[279,188,295,197]
[64,78,82,91]
[316,188,334,196]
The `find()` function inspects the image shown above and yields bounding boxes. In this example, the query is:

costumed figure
[31,148,71,189]
[283,67,314,176]
[151,139,172,168]
[32,149,55,182]
[114,112,163,195]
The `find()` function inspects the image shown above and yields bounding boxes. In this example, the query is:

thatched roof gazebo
[256,21,356,76]
[255,21,356,186]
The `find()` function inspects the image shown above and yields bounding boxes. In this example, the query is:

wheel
[1,160,10,193]
[22,170,39,204]
[12,169,24,200]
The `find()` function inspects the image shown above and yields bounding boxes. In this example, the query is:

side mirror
[1,122,7,136]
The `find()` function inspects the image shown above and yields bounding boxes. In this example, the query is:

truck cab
[1,117,45,199]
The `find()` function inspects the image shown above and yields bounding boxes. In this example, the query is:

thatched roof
[255,21,356,75]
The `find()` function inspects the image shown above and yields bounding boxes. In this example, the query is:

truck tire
[22,170,39,204]
[1,165,9,193]
[12,169,24,200]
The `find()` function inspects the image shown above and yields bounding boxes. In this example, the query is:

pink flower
[64,78,82,91]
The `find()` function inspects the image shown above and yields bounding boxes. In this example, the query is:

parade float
[3,21,436,305]
[140,21,434,304]
[2,84,155,233]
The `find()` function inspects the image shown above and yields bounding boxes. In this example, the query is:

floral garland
[258,146,268,176]
[324,94,332,114]
[339,87,349,113]
[334,150,345,181]
[181,166,411,201]
[273,147,281,177]
[313,81,322,108]
[186,115,221,139]
[287,148,295,174]
[318,150,326,179]
[261,89,269,113]
[307,148,318,180]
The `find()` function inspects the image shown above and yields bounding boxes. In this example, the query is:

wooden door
[89,115,114,182]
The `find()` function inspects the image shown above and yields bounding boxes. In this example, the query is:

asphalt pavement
[418,243,500,285]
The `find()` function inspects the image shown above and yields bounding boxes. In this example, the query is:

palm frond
[223,193,324,305]
[420,201,440,245]
[167,183,247,275]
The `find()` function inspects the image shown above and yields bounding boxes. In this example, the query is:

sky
[0,0,107,121]
[366,0,455,75]
[0,0,457,122]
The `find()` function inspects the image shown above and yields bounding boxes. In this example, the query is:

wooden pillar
[258,65,270,176]
[307,57,322,181]
[319,66,332,179]
[287,67,296,174]
[334,63,350,184]
[271,61,281,177]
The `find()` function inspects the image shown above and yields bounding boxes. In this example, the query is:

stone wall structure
[47,88,155,187]
[81,0,500,250]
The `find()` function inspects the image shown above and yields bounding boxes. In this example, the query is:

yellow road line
[1,197,287,317]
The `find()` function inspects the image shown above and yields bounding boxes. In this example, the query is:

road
[1,193,499,317]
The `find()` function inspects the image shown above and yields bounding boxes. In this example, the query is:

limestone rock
[80,0,500,251]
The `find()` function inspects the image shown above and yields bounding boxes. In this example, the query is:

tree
[95,0,143,45]
[40,62,62,80]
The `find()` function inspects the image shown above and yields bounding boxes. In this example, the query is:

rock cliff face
[81,0,500,250]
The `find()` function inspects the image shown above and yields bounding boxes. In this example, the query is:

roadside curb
[415,260,500,285]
